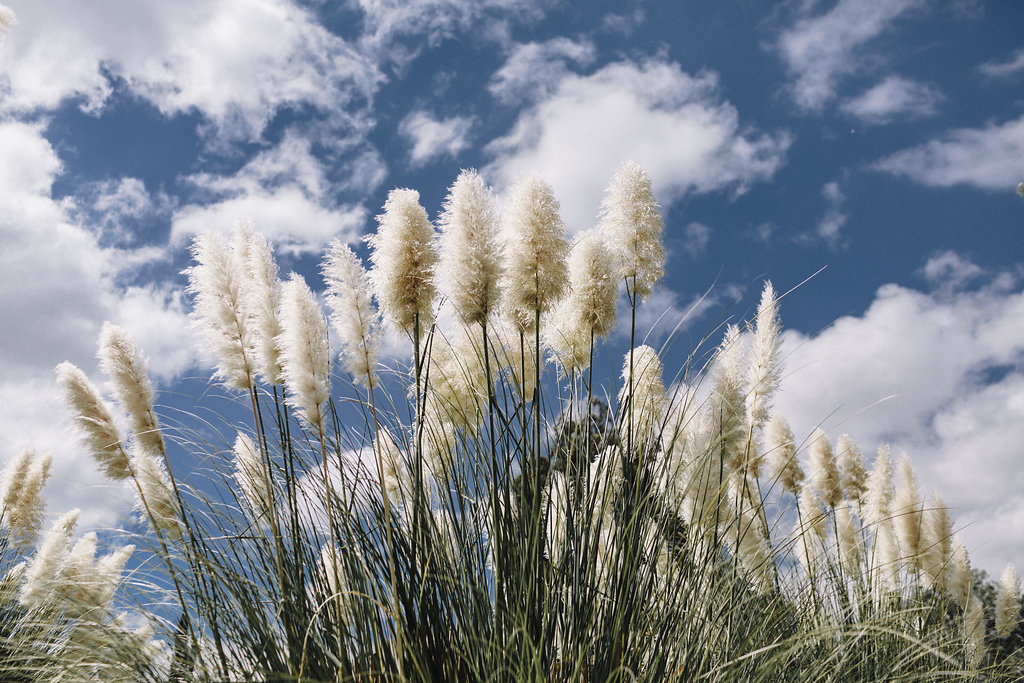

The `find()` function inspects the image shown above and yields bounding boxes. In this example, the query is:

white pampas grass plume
[711,325,749,477]
[745,281,782,428]
[134,450,182,541]
[501,174,570,330]
[862,444,893,528]
[320,545,353,623]
[618,345,667,442]
[920,493,952,591]
[245,227,285,384]
[1,447,50,552]
[965,592,986,669]
[424,322,489,432]
[725,507,773,592]
[184,229,257,390]
[835,503,861,576]
[892,453,922,566]
[55,362,130,479]
[836,434,868,505]
[368,188,438,337]
[600,162,664,300]
[20,508,78,609]
[323,241,381,388]
[233,433,272,522]
[566,231,618,337]
[948,537,972,606]
[277,274,331,432]
[764,413,803,496]
[807,428,841,508]
[437,169,502,325]
[996,564,1021,638]
[376,428,409,507]
[545,231,618,374]
[871,518,901,594]
[98,323,165,458]
[0,6,14,35]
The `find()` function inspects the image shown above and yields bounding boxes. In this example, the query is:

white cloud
[355,0,552,65]
[170,132,367,253]
[873,114,1024,190]
[398,110,474,167]
[681,222,711,260]
[773,259,1024,573]
[488,37,596,105]
[920,250,984,292]
[484,58,791,233]
[0,121,194,534]
[814,181,847,248]
[979,48,1024,79]
[777,0,924,111]
[840,76,942,123]
[0,0,381,140]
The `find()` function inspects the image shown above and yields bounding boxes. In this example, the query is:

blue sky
[1,0,1023,575]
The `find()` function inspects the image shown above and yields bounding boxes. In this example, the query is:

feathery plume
[20,508,78,609]
[0,6,14,35]
[492,317,541,398]
[948,537,972,606]
[807,428,842,508]
[368,188,438,337]
[764,413,803,495]
[501,174,570,330]
[233,433,272,522]
[836,434,868,505]
[55,362,130,479]
[795,487,826,575]
[437,169,503,325]
[545,231,618,374]
[872,518,901,594]
[320,545,353,623]
[133,450,182,541]
[1,447,50,551]
[835,503,861,576]
[862,444,893,528]
[98,323,164,458]
[745,281,782,428]
[892,453,922,567]
[712,325,749,477]
[245,227,285,384]
[600,161,664,299]
[725,506,773,592]
[618,345,667,441]
[996,564,1021,638]
[277,274,331,432]
[376,428,409,507]
[184,229,257,390]
[920,493,953,591]
[566,230,618,337]
[323,241,381,388]
[965,593,986,669]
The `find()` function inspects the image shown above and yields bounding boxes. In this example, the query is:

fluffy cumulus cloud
[170,131,369,253]
[484,58,791,232]
[0,0,381,139]
[873,114,1024,190]
[777,0,924,111]
[399,110,475,167]
[0,121,192,531]
[840,76,942,123]
[773,254,1024,573]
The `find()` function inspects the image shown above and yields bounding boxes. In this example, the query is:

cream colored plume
[745,281,782,428]
[98,323,165,459]
[244,226,285,384]
[55,362,130,479]
[600,161,664,299]
[1,447,51,552]
[764,413,803,496]
[277,274,331,432]
[995,564,1021,638]
[323,241,381,388]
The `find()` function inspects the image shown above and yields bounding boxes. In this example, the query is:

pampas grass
[4,162,1024,682]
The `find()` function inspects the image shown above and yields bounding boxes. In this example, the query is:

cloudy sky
[1,0,1022,576]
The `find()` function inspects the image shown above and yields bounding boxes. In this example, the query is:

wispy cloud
[777,0,924,112]
[484,58,790,233]
[398,110,475,167]
[488,37,596,105]
[815,181,847,249]
[979,47,1024,79]
[170,131,369,253]
[873,115,1024,190]
[840,76,942,124]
